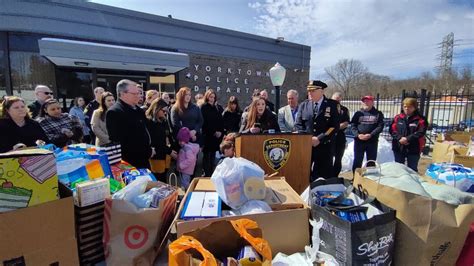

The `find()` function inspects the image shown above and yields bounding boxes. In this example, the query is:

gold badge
[325,107,331,117]
[263,138,291,171]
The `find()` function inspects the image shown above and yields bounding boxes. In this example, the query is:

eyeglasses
[41,92,53,95]
[125,91,141,96]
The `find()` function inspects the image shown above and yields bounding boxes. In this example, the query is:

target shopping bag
[103,181,178,266]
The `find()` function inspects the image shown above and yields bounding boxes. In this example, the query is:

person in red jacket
[389,97,427,172]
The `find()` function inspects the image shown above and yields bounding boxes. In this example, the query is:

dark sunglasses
[41,92,53,95]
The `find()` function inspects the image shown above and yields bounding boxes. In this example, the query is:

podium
[235,133,312,194]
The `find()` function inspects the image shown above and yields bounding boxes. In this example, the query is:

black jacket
[265,100,275,112]
[336,104,350,142]
[106,99,152,162]
[351,107,384,143]
[295,97,340,144]
[0,118,49,153]
[239,109,280,133]
[84,100,100,129]
[222,109,242,134]
[146,118,178,160]
[28,100,42,119]
[390,111,427,154]
[201,103,224,152]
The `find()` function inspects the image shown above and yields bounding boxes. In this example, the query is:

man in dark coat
[28,85,53,118]
[106,79,153,169]
[331,92,350,177]
[350,95,385,172]
[295,80,340,181]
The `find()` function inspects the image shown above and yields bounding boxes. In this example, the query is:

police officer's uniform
[295,80,340,181]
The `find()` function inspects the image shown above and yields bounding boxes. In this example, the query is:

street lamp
[269,62,286,112]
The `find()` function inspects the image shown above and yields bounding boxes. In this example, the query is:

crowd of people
[0,79,427,188]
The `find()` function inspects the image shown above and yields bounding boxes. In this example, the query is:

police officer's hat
[307,80,327,91]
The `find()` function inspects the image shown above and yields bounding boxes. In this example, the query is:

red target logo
[124,225,149,249]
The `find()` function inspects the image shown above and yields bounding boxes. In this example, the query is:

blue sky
[91,0,474,80]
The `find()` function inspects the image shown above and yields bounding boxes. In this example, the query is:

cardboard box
[437,131,474,143]
[174,178,310,255]
[193,178,305,210]
[0,197,79,265]
[0,149,59,212]
[432,141,468,163]
[452,148,474,168]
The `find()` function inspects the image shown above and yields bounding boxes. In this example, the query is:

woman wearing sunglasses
[146,98,178,181]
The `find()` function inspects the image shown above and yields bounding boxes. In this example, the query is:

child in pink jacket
[177,127,200,189]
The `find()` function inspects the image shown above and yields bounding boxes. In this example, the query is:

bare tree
[325,59,368,96]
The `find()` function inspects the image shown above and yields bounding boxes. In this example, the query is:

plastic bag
[425,163,474,192]
[232,200,272,216]
[169,235,218,266]
[211,157,265,209]
[112,176,148,202]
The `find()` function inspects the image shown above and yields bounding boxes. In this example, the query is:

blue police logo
[263,138,291,171]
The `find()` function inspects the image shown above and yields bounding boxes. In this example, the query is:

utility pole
[437,32,454,90]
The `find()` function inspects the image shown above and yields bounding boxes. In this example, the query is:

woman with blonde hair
[170,87,203,145]
[142,90,159,110]
[0,96,49,152]
[389,97,427,172]
[240,98,279,134]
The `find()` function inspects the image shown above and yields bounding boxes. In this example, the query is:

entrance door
[96,73,147,96]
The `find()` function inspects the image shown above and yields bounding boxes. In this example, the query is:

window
[150,74,176,97]
[56,69,92,110]
[9,33,56,104]
[0,32,7,97]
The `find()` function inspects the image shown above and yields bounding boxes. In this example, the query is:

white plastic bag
[211,157,265,209]
[232,200,272,215]
[112,176,148,202]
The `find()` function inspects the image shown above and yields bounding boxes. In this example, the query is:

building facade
[0,0,310,108]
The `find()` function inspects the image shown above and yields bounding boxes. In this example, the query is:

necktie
[313,102,318,117]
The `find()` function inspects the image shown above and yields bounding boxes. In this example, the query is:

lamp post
[269,62,286,112]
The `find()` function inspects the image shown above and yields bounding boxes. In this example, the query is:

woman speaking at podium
[239,98,280,134]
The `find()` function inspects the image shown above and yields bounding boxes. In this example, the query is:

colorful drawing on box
[0,179,33,212]
[18,155,56,184]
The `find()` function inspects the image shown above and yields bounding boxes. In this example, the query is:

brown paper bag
[354,168,474,266]
[103,182,178,266]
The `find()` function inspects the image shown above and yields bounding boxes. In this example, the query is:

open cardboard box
[0,197,79,265]
[173,177,310,255]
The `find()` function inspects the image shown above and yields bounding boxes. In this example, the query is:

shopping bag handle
[168,172,179,187]
[230,219,272,261]
[168,235,218,266]
[325,185,375,212]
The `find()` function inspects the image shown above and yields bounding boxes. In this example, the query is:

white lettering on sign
[205,86,210,90]
[236,87,241,93]
[194,85,200,92]
[194,75,199,81]
[226,87,231,93]
[256,71,262,76]
[216,77,221,83]
[356,234,394,257]
[217,67,222,73]
[227,68,232,74]
[205,76,211,82]
[205,66,211,72]
[246,88,250,93]
[265,72,270,77]
[237,69,241,75]
[216,87,221,92]
[247,70,252,76]
[226,78,230,84]
[234,78,239,84]
[244,79,249,85]
[194,65,199,71]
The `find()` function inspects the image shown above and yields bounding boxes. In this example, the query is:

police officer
[331,92,350,177]
[351,95,384,172]
[295,80,339,181]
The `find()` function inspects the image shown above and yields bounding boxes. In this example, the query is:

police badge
[263,138,291,171]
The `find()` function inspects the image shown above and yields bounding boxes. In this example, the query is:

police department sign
[263,138,291,171]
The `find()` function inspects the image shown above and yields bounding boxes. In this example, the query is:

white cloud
[250,0,474,78]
